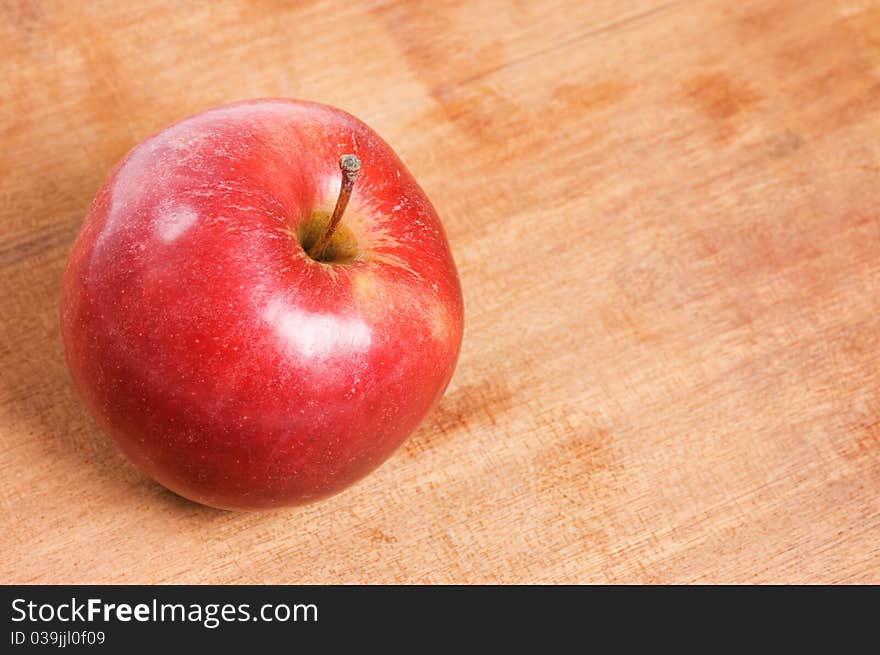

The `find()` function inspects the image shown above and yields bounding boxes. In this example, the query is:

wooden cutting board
[2,0,878,584]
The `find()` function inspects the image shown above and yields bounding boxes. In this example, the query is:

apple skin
[60,99,464,510]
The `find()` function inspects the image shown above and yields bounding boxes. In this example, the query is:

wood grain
[2,0,879,583]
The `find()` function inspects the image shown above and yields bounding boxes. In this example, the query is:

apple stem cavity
[309,154,361,261]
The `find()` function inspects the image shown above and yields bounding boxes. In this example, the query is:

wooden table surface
[2,0,879,584]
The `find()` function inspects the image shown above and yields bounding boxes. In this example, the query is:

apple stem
[309,154,361,261]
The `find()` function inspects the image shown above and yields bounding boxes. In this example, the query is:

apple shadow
[403,376,517,458]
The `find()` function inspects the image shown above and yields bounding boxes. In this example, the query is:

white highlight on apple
[263,296,371,360]
[154,202,198,242]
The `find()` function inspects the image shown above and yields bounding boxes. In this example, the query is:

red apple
[60,99,464,510]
